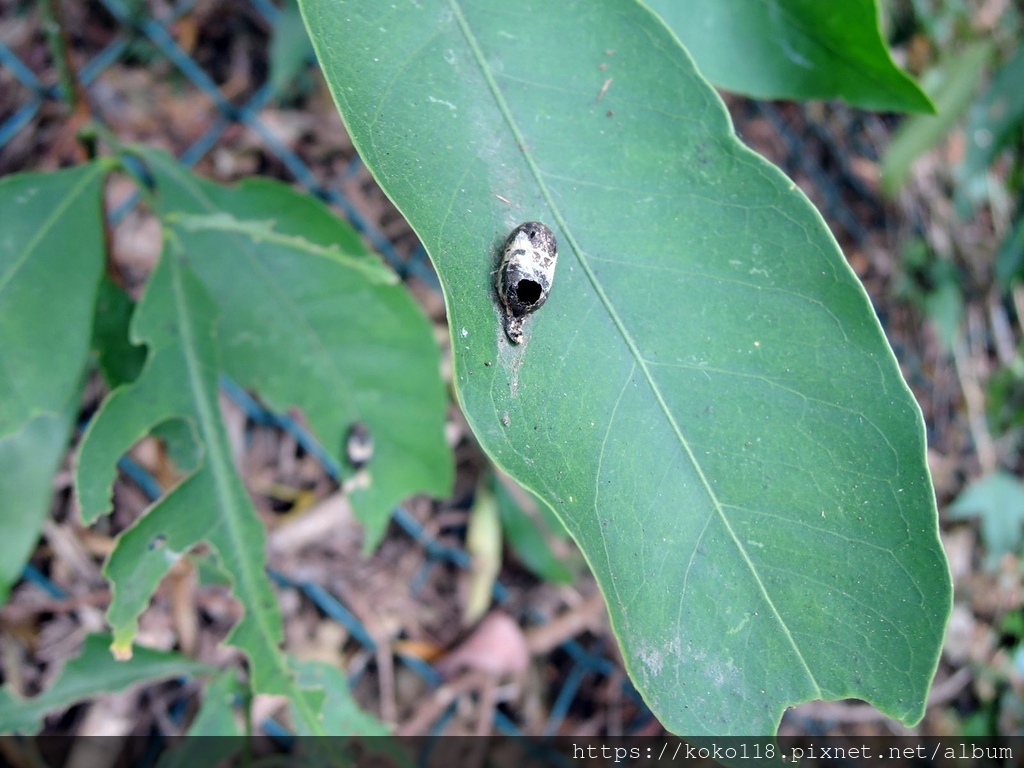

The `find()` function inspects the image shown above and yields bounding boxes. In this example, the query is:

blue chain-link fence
[1,0,899,739]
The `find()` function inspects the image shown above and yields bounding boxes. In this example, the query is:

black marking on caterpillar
[496,221,558,344]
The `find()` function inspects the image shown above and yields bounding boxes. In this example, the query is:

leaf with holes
[301,0,951,736]
[646,0,932,113]
[0,162,107,602]
[75,239,302,703]
[135,148,452,548]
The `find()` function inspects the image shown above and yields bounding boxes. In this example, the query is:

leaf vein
[448,0,821,696]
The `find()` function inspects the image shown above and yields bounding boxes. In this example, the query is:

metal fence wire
[0,0,902,738]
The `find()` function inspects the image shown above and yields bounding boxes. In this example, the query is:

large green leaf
[75,238,298,698]
[301,0,951,736]
[0,633,212,734]
[0,162,108,601]
[646,0,932,113]
[135,149,452,547]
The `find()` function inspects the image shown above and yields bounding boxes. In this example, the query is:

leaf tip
[110,638,134,661]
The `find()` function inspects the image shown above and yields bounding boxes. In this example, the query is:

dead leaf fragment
[434,612,529,679]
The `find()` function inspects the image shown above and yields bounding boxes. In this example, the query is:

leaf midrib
[160,191,327,731]
[165,243,299,705]
[166,243,278,662]
[0,165,101,296]
[446,0,820,694]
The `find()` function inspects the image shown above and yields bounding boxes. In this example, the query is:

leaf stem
[39,0,94,161]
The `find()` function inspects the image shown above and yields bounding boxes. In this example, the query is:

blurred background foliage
[880,0,1024,736]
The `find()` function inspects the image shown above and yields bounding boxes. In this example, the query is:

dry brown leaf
[434,612,529,680]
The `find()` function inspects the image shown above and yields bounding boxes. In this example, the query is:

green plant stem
[39,0,90,121]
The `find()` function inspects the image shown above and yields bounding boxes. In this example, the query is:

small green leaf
[0,162,108,600]
[961,45,1024,187]
[157,671,244,768]
[647,0,932,113]
[181,669,244,736]
[894,237,964,347]
[923,282,963,354]
[985,361,1024,436]
[302,0,951,736]
[136,148,453,549]
[269,0,316,100]
[948,472,1024,570]
[0,634,212,734]
[291,659,390,735]
[881,43,993,196]
[75,239,293,696]
[91,275,147,388]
